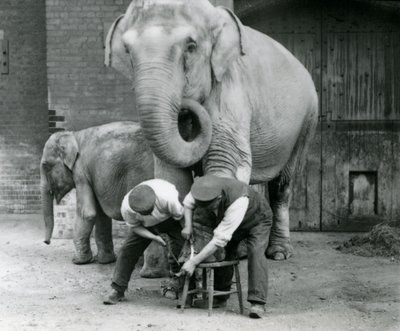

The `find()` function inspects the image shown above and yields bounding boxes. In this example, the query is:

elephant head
[105,0,246,168]
[40,132,78,244]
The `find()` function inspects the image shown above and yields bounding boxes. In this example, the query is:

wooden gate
[320,3,400,231]
[240,0,400,231]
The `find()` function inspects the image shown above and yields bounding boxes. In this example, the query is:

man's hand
[153,235,166,247]
[181,226,192,240]
[180,259,197,277]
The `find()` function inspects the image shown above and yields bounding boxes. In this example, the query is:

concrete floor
[0,215,399,331]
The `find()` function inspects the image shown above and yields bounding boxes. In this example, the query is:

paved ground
[0,215,399,331]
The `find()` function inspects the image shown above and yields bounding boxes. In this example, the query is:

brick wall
[53,189,128,239]
[46,0,137,132]
[0,0,48,214]
[46,0,138,235]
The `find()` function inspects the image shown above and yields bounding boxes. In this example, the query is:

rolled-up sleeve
[121,194,141,228]
[167,192,184,220]
[183,192,196,210]
[211,197,249,248]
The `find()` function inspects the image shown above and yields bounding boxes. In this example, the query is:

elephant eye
[186,40,197,53]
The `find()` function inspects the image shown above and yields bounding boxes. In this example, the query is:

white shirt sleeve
[120,193,142,228]
[183,192,196,210]
[166,192,184,220]
[211,197,249,248]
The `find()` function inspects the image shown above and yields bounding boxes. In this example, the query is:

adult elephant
[40,122,154,265]
[105,0,318,260]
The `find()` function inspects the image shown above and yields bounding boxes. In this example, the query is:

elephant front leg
[266,176,293,260]
[72,181,97,264]
[94,208,116,264]
[72,213,95,264]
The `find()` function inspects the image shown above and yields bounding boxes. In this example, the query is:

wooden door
[241,1,400,231]
[320,4,400,231]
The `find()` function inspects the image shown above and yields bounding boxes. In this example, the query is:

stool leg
[180,275,190,313]
[207,268,214,316]
[234,264,244,315]
[202,268,207,302]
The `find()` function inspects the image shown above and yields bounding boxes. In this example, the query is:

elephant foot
[266,238,293,261]
[140,241,170,278]
[72,253,94,265]
[97,252,117,264]
[139,266,169,278]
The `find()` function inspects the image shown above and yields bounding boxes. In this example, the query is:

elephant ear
[104,14,133,80]
[56,132,79,171]
[211,7,248,82]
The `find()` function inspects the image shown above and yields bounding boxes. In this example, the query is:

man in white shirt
[180,175,273,319]
[103,179,184,305]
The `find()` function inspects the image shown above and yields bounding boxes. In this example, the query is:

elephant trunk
[134,62,212,168]
[40,166,54,245]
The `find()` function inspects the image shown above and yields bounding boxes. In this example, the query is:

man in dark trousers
[103,179,184,305]
[180,174,273,319]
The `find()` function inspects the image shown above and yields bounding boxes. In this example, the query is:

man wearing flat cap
[104,179,184,305]
[180,174,273,319]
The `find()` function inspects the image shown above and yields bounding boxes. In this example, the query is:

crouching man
[103,179,184,305]
[180,175,273,319]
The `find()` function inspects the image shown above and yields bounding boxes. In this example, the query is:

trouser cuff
[248,296,266,305]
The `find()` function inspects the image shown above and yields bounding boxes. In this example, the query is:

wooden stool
[180,260,244,316]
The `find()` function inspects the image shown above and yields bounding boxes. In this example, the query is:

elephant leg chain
[154,228,187,299]
[154,229,180,266]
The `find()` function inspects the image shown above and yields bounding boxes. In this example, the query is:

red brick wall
[46,0,137,131]
[0,0,48,214]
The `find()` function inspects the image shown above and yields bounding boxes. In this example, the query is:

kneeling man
[104,179,184,304]
[180,175,272,319]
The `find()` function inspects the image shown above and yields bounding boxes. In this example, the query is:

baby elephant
[40,122,154,264]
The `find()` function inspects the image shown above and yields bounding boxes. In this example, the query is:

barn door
[240,1,400,232]
[320,11,400,231]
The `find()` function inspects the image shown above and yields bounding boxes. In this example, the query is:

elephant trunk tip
[44,240,51,245]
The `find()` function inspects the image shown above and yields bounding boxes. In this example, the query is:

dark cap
[191,175,224,202]
[128,185,156,214]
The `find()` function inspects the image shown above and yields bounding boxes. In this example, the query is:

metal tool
[189,236,195,259]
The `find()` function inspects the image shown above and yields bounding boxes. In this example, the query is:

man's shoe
[103,290,125,305]
[249,303,266,319]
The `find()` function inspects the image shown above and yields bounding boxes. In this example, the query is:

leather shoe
[249,303,265,318]
[103,290,125,305]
